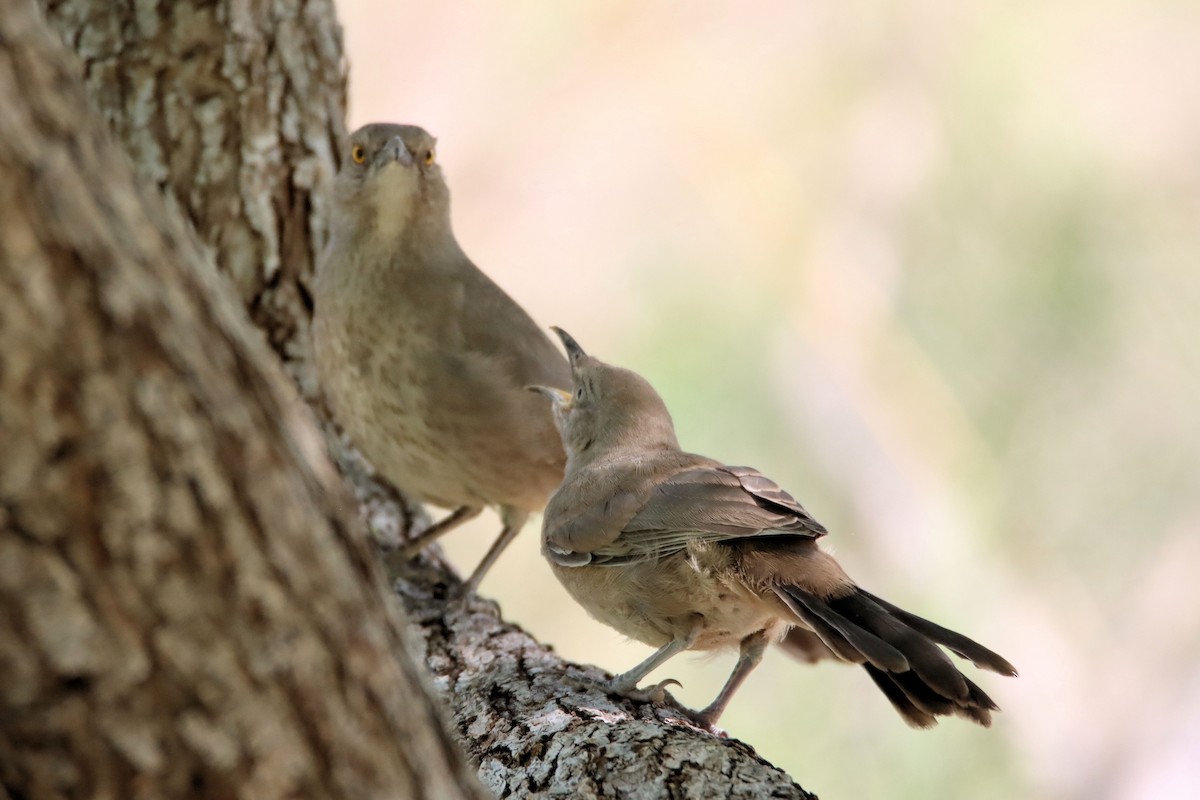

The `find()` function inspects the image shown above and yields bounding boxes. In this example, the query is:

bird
[528,328,1016,729]
[312,123,570,595]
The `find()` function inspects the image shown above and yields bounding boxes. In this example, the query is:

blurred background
[339,2,1200,797]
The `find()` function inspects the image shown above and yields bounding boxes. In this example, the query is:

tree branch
[346,458,815,799]
[29,0,817,796]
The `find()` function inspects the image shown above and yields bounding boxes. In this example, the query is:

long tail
[775,585,1017,728]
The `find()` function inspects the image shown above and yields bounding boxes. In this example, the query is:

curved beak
[527,385,573,410]
[550,326,587,366]
[379,135,413,168]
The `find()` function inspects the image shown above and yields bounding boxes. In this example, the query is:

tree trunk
[0,5,482,799]
[9,0,816,797]
[41,0,345,393]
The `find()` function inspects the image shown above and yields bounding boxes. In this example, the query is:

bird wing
[547,464,827,567]
[459,263,572,389]
[543,486,646,566]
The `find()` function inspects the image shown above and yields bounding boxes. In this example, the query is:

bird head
[528,328,680,470]
[332,123,449,242]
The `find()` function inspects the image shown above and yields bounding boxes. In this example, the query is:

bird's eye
[424,149,436,166]
[351,145,366,164]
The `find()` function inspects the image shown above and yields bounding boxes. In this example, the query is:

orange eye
[351,145,366,164]
[424,149,436,166]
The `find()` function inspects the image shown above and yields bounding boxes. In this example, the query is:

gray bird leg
[693,627,772,727]
[458,516,525,596]
[396,505,483,561]
[607,617,703,702]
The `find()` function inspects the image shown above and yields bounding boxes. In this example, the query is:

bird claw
[444,583,471,605]
[675,706,725,733]
[609,677,683,705]
[606,679,726,733]
[444,581,493,612]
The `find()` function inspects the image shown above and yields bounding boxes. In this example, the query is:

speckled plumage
[313,124,570,591]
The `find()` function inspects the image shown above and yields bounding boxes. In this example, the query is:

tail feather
[835,592,971,703]
[776,584,1014,729]
[779,596,869,665]
[776,627,839,665]
[864,665,937,728]
[858,589,1018,676]
[777,586,909,672]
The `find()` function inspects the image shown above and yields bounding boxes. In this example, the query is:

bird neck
[563,446,679,486]
[395,221,468,276]
[565,427,682,475]
[395,203,456,253]
[325,205,465,279]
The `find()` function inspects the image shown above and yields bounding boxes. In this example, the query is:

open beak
[527,385,573,410]
[550,326,587,366]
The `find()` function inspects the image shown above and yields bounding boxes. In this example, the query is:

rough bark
[40,0,345,393]
[0,5,482,799]
[347,458,816,800]
[20,0,817,797]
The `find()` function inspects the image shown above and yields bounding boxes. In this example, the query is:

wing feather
[578,465,826,565]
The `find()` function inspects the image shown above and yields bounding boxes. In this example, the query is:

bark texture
[19,0,818,796]
[0,5,482,799]
[346,441,816,800]
[413,587,814,799]
[40,0,345,390]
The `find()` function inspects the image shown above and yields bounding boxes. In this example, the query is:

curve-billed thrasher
[313,123,569,594]
[530,328,1016,729]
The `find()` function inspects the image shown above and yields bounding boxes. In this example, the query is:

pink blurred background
[338,2,1200,797]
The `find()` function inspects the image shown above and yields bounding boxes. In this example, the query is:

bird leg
[690,628,772,728]
[606,618,702,703]
[387,506,482,579]
[458,516,525,597]
[397,505,483,559]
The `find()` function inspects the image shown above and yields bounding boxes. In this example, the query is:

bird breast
[313,272,559,512]
[550,540,781,652]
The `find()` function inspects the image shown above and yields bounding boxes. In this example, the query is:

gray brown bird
[529,329,1016,729]
[313,123,570,594]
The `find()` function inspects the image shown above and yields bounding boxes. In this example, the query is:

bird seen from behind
[529,328,1016,730]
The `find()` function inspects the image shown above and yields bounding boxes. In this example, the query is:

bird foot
[673,706,726,734]
[443,579,494,613]
[608,677,683,705]
[383,546,414,571]
[606,679,727,734]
